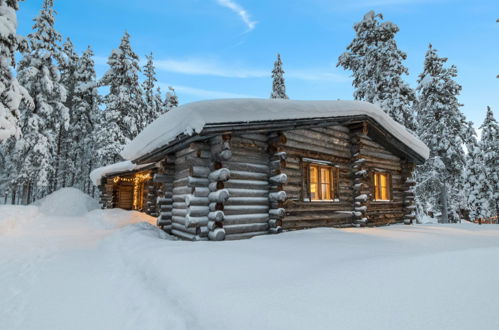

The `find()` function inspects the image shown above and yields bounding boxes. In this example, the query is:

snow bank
[121,98,430,161]
[89,160,153,186]
[34,187,100,216]
[2,200,499,330]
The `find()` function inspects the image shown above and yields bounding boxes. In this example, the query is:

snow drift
[120,98,430,161]
[34,187,100,216]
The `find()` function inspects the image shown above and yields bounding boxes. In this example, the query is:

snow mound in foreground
[35,188,100,217]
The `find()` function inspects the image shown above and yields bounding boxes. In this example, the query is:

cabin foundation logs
[268,132,287,233]
[154,158,174,232]
[401,160,416,225]
[99,178,116,209]
[207,135,231,241]
[170,143,212,241]
[350,123,369,227]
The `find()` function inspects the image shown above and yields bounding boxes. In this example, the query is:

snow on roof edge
[120,98,430,162]
[89,161,154,186]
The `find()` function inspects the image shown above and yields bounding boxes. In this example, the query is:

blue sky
[17,0,499,126]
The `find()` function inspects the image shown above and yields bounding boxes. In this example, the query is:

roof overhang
[132,115,426,165]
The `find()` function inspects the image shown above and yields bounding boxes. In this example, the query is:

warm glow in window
[374,172,391,201]
[308,164,337,201]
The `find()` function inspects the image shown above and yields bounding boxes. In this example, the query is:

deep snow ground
[1,189,499,330]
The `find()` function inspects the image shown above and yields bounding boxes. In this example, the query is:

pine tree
[56,37,79,189]
[462,121,493,221]
[0,0,32,141]
[337,11,415,130]
[270,53,288,99]
[99,32,144,165]
[414,44,468,223]
[69,46,100,194]
[142,53,163,123]
[164,86,178,111]
[480,106,499,217]
[13,0,68,202]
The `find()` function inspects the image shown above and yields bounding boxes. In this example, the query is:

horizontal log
[224,213,270,225]
[230,170,268,181]
[223,205,269,216]
[225,197,269,206]
[187,206,209,217]
[185,215,209,228]
[194,187,210,197]
[224,231,268,240]
[224,222,269,235]
[171,229,197,241]
[227,188,268,198]
[185,195,209,207]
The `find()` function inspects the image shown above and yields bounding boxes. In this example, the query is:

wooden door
[118,185,133,210]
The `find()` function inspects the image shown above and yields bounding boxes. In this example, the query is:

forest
[1,0,498,224]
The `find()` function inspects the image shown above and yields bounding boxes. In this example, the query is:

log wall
[356,128,407,226]
[278,126,355,229]
[222,134,271,240]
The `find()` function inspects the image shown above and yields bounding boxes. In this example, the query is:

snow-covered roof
[90,161,153,186]
[121,98,430,162]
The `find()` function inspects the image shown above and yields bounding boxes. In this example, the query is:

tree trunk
[440,183,449,224]
[11,187,16,205]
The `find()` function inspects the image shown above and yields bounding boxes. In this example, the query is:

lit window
[307,163,338,201]
[373,172,391,201]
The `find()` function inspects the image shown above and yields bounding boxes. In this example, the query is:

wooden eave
[102,163,157,181]
[131,115,426,165]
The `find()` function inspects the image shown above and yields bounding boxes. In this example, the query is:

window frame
[303,161,339,202]
[372,171,392,202]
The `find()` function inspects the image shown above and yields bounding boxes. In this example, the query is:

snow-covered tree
[98,32,144,165]
[164,86,178,111]
[13,0,68,201]
[55,37,79,189]
[69,46,100,193]
[0,0,32,141]
[270,53,288,99]
[462,121,493,220]
[337,11,415,130]
[479,106,499,217]
[414,44,468,223]
[142,53,163,123]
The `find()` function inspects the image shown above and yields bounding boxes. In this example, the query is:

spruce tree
[70,46,100,193]
[270,53,288,99]
[13,0,68,201]
[142,53,163,123]
[0,0,32,141]
[164,86,178,111]
[56,37,79,189]
[337,11,415,130]
[480,106,499,217]
[99,32,144,165]
[414,44,468,223]
[462,121,493,221]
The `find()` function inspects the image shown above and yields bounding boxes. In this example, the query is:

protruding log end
[208,228,226,241]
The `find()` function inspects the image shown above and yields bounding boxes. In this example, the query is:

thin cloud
[158,82,256,99]
[155,58,266,78]
[154,57,350,82]
[216,0,257,31]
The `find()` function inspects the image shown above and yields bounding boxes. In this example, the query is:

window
[373,172,391,201]
[306,163,338,201]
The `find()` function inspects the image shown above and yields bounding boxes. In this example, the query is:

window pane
[380,174,388,200]
[309,165,319,200]
[321,168,331,200]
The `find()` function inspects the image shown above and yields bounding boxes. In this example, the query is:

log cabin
[90,99,429,241]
